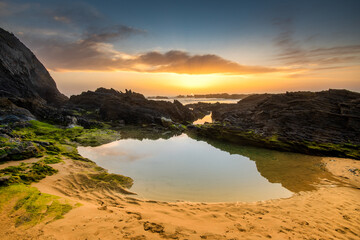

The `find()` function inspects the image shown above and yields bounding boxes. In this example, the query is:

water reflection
[193,112,213,124]
[78,132,338,202]
[188,134,337,192]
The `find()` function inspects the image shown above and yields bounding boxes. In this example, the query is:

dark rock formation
[148,96,169,99]
[187,102,237,119]
[0,125,42,161]
[214,90,360,144]
[68,88,197,124]
[0,27,67,105]
[190,90,360,159]
[0,27,69,123]
[0,98,35,123]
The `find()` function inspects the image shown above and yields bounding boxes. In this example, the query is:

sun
[170,73,223,90]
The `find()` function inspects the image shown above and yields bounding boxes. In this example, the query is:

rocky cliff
[0,27,69,123]
[0,28,67,105]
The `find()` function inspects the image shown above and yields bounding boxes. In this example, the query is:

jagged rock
[68,88,197,124]
[0,97,35,123]
[212,90,360,144]
[187,102,236,120]
[0,27,67,105]
[0,27,72,124]
[0,140,41,161]
[190,90,360,159]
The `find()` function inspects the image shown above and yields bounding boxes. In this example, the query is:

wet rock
[161,117,173,127]
[0,139,42,161]
[0,98,35,124]
[0,175,11,186]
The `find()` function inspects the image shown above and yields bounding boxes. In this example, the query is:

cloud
[30,37,278,74]
[43,2,102,26]
[138,51,275,74]
[82,25,145,43]
[273,17,360,69]
[0,1,30,17]
[2,0,278,75]
[29,35,278,74]
[23,35,131,71]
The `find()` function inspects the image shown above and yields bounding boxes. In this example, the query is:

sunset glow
[1,0,359,96]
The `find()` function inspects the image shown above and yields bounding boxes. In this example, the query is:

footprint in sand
[130,235,147,240]
[200,233,227,239]
[126,211,142,220]
[143,221,164,233]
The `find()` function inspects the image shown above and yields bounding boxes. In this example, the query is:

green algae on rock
[0,161,58,186]
[188,123,360,160]
[0,184,73,227]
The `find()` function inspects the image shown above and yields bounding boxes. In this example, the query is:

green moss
[12,120,120,147]
[303,141,360,159]
[89,172,133,189]
[62,150,92,162]
[74,129,120,146]
[0,137,43,161]
[94,166,106,172]
[191,123,360,159]
[41,155,62,164]
[43,144,62,155]
[0,184,73,227]
[6,120,122,163]
[267,134,278,142]
[0,161,58,186]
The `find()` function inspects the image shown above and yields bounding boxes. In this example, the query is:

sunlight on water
[193,112,213,124]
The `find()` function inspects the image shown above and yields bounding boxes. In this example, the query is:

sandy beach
[0,156,358,240]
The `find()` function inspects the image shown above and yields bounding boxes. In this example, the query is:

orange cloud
[138,51,276,74]
[31,36,278,75]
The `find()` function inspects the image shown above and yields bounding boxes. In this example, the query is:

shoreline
[0,154,359,239]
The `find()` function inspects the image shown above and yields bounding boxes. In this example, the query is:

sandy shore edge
[0,156,359,240]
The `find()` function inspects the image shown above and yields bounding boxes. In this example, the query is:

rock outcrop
[0,27,69,123]
[190,90,360,159]
[213,90,360,144]
[0,28,67,105]
[68,88,197,124]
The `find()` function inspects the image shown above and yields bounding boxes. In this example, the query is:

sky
[1,0,359,96]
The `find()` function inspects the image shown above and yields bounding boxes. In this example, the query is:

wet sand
[0,156,359,240]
